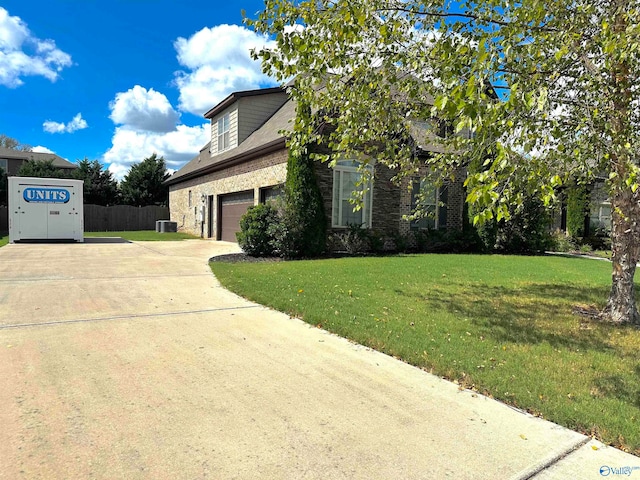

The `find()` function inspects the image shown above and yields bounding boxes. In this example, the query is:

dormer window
[217,114,230,152]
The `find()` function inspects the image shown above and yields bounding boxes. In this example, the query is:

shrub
[274,146,326,258]
[332,224,371,254]
[494,197,554,254]
[566,182,589,238]
[367,229,386,254]
[549,231,578,252]
[236,204,279,256]
[389,230,411,253]
[413,228,483,253]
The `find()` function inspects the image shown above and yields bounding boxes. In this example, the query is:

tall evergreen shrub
[566,182,589,238]
[275,146,326,258]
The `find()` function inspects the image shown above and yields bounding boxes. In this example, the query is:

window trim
[259,184,284,204]
[217,114,230,152]
[332,160,374,228]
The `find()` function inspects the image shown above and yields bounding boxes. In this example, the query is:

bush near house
[277,147,327,258]
[237,146,327,259]
[236,204,279,257]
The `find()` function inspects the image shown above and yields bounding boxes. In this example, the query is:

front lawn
[211,254,640,454]
[84,230,200,241]
[0,232,7,248]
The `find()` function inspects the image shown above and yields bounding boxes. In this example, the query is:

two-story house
[0,147,76,177]
[165,86,466,244]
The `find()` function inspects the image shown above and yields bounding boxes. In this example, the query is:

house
[165,86,466,245]
[0,147,76,176]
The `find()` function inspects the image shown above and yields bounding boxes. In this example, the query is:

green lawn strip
[84,230,200,241]
[210,254,640,454]
[0,232,8,248]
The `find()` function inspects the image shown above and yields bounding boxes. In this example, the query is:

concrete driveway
[0,239,637,479]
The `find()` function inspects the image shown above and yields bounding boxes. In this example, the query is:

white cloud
[0,7,72,87]
[103,124,209,180]
[43,113,88,134]
[31,145,55,153]
[109,85,180,133]
[173,24,277,115]
[103,86,208,179]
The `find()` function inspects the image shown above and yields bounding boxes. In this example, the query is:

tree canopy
[249,0,640,324]
[0,134,31,151]
[17,159,65,178]
[120,153,170,206]
[72,158,121,205]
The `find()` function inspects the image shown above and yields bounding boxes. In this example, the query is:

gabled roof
[203,87,285,119]
[0,147,76,169]
[165,98,296,186]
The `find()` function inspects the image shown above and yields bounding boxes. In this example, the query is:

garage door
[219,190,254,242]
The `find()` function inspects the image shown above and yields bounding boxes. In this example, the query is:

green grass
[84,230,200,241]
[0,230,199,246]
[211,254,640,455]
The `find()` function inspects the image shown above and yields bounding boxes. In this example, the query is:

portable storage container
[9,176,84,243]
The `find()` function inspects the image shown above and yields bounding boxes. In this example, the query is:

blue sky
[0,0,278,178]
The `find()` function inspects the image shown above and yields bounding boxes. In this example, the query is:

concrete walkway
[0,239,637,479]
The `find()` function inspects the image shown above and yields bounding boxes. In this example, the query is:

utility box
[9,177,84,243]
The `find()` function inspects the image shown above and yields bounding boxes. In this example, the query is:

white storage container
[9,177,84,243]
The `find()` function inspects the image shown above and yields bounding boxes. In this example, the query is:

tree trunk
[605,2,639,325]
[605,186,640,325]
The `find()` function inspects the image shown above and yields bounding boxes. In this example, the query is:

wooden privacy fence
[0,206,7,232]
[83,204,170,232]
[0,204,169,233]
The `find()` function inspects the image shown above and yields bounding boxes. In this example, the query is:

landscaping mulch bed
[210,253,283,263]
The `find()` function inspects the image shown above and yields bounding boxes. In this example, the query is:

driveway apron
[0,240,637,479]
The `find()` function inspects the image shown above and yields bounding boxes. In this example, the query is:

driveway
[0,240,637,479]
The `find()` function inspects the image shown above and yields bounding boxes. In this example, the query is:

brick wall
[170,147,467,243]
[169,149,288,237]
[397,167,466,236]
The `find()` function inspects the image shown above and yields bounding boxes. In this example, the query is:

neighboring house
[0,147,76,176]
[165,86,466,244]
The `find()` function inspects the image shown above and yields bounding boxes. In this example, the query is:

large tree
[17,159,65,178]
[249,0,640,324]
[0,134,32,204]
[120,153,170,206]
[72,158,121,205]
[0,134,31,151]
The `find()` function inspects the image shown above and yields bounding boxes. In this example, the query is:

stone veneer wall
[169,149,288,237]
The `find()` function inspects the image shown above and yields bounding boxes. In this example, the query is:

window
[413,119,453,138]
[260,185,283,204]
[590,200,612,232]
[0,159,7,172]
[332,160,373,228]
[410,178,447,230]
[188,190,192,207]
[217,114,230,152]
